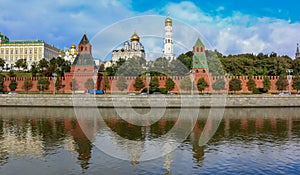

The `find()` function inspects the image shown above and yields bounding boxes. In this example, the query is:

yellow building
[0,32,60,70]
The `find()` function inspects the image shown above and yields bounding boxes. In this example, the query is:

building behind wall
[111,31,145,63]
[0,32,60,70]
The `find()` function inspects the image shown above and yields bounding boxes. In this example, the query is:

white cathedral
[106,15,175,68]
[111,31,145,62]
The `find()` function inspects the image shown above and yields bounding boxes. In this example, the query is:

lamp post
[146,72,150,95]
[52,73,57,95]
[286,69,293,95]
[93,68,98,95]
[225,73,229,91]
[189,70,194,95]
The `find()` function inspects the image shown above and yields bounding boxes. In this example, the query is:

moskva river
[0,107,299,175]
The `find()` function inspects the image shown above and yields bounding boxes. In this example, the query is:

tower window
[202,70,206,73]
[201,47,204,52]
[196,47,199,52]
[85,47,87,51]
[81,46,83,51]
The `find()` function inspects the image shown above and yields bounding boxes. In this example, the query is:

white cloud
[0,0,134,50]
[1,0,299,60]
[161,1,300,58]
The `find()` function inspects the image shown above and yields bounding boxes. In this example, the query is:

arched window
[196,47,199,52]
[81,46,83,51]
[202,69,206,73]
[200,47,204,52]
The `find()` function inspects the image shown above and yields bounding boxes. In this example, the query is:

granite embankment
[0,94,300,108]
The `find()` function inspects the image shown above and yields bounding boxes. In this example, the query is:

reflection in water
[0,107,299,174]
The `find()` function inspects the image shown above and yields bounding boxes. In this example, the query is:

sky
[1,0,300,60]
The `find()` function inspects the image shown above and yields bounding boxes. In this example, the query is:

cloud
[0,0,134,50]
[1,0,299,60]
[161,1,300,58]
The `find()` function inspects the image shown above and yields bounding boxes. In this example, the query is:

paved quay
[0,94,300,108]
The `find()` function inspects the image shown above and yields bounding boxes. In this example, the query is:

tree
[133,77,145,91]
[0,74,5,92]
[165,77,175,93]
[180,76,192,91]
[15,59,27,70]
[197,78,208,92]
[229,78,242,92]
[37,77,50,91]
[177,51,193,70]
[84,78,94,90]
[149,76,159,92]
[263,76,271,92]
[55,78,63,91]
[212,78,225,91]
[276,75,288,92]
[70,79,78,91]
[99,64,105,72]
[101,76,111,92]
[116,76,128,91]
[116,57,145,76]
[30,62,39,77]
[246,77,256,92]
[8,70,16,77]
[292,76,300,92]
[0,58,5,69]
[9,79,18,91]
[38,58,49,70]
[22,78,33,93]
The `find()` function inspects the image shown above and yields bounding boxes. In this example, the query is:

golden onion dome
[71,44,76,49]
[165,17,172,26]
[130,31,140,42]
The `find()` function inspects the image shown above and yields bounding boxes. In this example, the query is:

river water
[0,107,299,175]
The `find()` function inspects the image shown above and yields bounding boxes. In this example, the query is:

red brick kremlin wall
[2,74,295,93]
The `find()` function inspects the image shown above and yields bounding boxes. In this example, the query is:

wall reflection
[0,107,299,173]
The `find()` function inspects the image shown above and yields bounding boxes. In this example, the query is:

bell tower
[296,43,300,59]
[162,14,175,61]
[192,38,209,75]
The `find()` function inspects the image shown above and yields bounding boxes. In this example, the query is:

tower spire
[296,43,300,59]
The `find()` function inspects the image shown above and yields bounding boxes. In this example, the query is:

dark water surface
[0,107,299,175]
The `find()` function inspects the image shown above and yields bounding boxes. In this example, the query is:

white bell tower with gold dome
[163,15,175,61]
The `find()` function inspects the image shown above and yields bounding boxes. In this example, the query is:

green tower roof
[194,38,204,47]
[193,52,208,69]
[72,52,95,66]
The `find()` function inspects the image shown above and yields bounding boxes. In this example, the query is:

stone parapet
[0,94,300,108]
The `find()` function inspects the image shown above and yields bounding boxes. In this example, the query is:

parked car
[279,92,290,95]
[8,92,17,95]
[127,93,136,96]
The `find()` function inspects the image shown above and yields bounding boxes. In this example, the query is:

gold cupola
[165,16,172,26]
[71,44,76,49]
[130,31,140,42]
